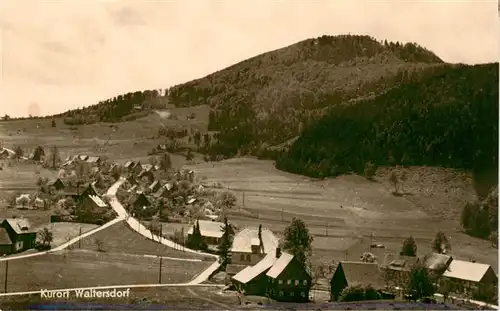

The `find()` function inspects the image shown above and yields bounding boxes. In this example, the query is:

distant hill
[275,63,498,187]
[167,35,444,156]
[7,35,448,157]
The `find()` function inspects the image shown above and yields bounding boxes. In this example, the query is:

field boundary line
[0,216,125,262]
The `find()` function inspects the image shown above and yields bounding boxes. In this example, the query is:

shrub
[340,284,365,302]
[364,162,377,180]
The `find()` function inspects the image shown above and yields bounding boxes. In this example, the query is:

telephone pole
[281,208,284,222]
[181,227,184,252]
[158,256,163,284]
[369,232,374,252]
[242,192,245,208]
[4,260,8,293]
[325,222,328,237]
[78,227,82,248]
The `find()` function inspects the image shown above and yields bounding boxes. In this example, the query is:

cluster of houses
[121,160,221,220]
[62,154,103,168]
[187,221,498,303]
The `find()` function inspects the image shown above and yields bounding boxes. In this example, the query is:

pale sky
[0,0,498,118]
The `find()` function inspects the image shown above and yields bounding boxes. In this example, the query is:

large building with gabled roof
[231,248,311,302]
[441,259,497,294]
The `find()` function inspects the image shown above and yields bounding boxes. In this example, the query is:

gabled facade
[51,178,65,191]
[80,182,99,198]
[233,251,277,296]
[330,261,384,301]
[441,260,498,295]
[266,250,312,302]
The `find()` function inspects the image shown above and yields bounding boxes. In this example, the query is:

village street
[105,177,221,284]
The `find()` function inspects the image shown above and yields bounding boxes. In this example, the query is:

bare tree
[49,146,61,169]
[400,170,408,193]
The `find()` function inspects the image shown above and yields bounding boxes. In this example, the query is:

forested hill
[168,35,444,156]
[276,63,498,188]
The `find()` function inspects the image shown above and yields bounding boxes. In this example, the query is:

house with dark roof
[153,182,174,199]
[124,161,142,175]
[441,260,498,295]
[126,175,138,186]
[330,261,385,301]
[139,169,155,182]
[266,249,312,302]
[124,161,135,170]
[50,178,66,191]
[230,227,279,266]
[0,218,37,254]
[131,161,142,175]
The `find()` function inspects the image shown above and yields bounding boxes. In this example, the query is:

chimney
[276,247,281,258]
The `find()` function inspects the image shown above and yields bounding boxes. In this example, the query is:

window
[303,280,307,285]
[301,292,306,297]
[287,280,291,285]
[294,280,299,286]
[290,292,294,296]
[246,254,251,261]
[240,254,245,261]
[279,291,284,296]
[278,280,283,284]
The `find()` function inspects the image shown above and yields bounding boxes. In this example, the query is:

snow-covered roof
[443,260,493,283]
[86,156,100,163]
[233,252,277,284]
[266,252,294,278]
[231,227,279,254]
[187,220,225,238]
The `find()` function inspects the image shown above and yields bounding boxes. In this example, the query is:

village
[0,144,496,309]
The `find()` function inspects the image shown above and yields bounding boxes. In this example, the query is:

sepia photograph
[0,0,498,310]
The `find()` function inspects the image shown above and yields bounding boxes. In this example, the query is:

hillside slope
[166,35,444,155]
[276,63,498,185]
[8,35,444,154]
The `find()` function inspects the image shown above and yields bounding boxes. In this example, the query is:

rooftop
[335,261,384,289]
[86,156,100,163]
[187,220,225,238]
[231,227,279,254]
[233,251,277,284]
[266,252,295,279]
[3,218,35,234]
[443,260,493,283]
[423,253,452,271]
